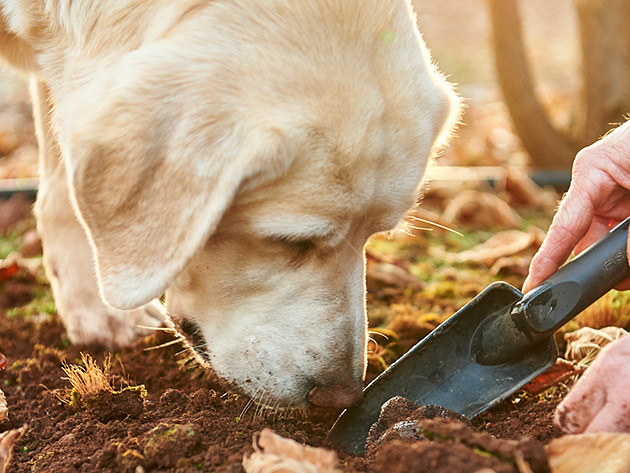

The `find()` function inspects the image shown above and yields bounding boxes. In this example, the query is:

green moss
[69,384,147,409]
[145,424,181,449]
[69,389,81,408]
[424,281,459,299]
[472,447,495,458]
[0,231,21,259]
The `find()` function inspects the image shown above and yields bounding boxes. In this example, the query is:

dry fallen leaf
[564,327,628,364]
[0,427,25,473]
[489,255,532,277]
[431,227,543,266]
[546,433,630,473]
[243,428,338,473]
[0,390,7,422]
[0,194,31,234]
[19,229,42,257]
[522,359,583,395]
[442,190,522,229]
[366,262,423,292]
[504,168,558,211]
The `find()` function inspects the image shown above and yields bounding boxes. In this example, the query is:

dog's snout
[308,381,363,409]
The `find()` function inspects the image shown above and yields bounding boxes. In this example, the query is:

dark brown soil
[365,397,551,473]
[0,306,565,473]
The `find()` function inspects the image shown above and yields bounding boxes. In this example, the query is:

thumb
[523,190,593,293]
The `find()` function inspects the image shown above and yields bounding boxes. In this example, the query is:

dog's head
[43,0,458,408]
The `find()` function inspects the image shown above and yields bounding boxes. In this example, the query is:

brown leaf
[0,194,31,234]
[0,427,25,473]
[504,168,558,210]
[564,327,628,364]
[489,255,532,277]
[546,433,630,473]
[522,359,583,395]
[442,190,522,229]
[0,389,7,423]
[366,261,423,291]
[19,229,41,257]
[431,228,542,266]
[243,429,338,473]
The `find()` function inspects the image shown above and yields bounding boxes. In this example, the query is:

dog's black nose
[308,382,363,409]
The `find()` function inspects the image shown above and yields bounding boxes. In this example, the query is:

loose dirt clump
[61,353,146,423]
[366,397,550,473]
[473,392,564,443]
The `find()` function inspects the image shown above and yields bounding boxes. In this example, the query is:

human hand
[523,120,630,293]
[554,335,630,434]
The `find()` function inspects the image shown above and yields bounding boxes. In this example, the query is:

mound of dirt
[365,397,550,473]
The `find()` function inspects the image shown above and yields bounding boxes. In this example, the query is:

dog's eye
[275,237,316,254]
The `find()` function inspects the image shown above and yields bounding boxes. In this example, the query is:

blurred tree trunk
[576,0,630,143]
[487,0,630,170]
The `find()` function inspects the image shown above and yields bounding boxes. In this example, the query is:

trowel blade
[328,282,558,454]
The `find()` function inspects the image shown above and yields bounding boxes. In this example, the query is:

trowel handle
[514,216,630,335]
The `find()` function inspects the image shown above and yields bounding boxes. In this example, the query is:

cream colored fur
[0,0,458,407]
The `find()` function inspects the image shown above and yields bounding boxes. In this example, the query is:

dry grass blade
[61,353,112,402]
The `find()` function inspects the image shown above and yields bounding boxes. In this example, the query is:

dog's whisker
[240,375,271,420]
[257,388,273,419]
[144,340,182,352]
[136,325,176,333]
[405,224,433,232]
[240,398,255,420]
[369,330,389,341]
[144,336,186,351]
[408,216,463,236]
[253,391,265,419]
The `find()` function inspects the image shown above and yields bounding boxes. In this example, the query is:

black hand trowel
[329,216,630,454]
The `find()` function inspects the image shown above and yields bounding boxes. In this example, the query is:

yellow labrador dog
[0,0,457,409]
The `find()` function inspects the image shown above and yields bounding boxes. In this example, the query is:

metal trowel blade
[328,282,558,454]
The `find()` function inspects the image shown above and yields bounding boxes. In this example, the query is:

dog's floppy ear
[63,54,287,310]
